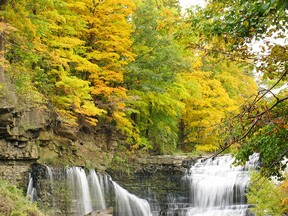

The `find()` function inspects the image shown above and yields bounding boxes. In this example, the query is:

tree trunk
[179,118,186,151]
[0,19,5,83]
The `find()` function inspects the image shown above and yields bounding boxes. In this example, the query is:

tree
[0,0,46,103]
[124,0,186,153]
[173,17,258,151]
[79,0,136,134]
[177,57,257,152]
[0,0,136,128]
[184,0,288,176]
[247,172,288,216]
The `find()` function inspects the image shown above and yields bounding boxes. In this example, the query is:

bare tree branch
[210,68,288,159]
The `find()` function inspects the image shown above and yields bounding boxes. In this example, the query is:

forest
[0,0,287,214]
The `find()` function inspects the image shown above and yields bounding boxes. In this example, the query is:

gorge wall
[108,155,200,215]
[0,82,200,216]
[26,155,198,215]
[0,100,123,188]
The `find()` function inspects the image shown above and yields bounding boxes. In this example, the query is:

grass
[0,177,44,216]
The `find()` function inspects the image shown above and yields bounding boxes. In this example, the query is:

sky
[179,0,206,9]
[178,0,287,94]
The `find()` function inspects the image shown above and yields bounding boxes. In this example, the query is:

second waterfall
[182,154,258,216]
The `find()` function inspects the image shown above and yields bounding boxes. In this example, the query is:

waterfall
[26,165,153,215]
[183,154,258,216]
[66,167,93,215]
[88,170,106,210]
[100,174,110,194]
[45,165,55,206]
[65,168,151,216]
[25,154,258,216]
[113,181,153,216]
[45,165,54,188]
[26,173,37,202]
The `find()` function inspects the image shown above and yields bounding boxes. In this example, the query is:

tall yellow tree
[31,0,107,126]
[177,37,257,152]
[79,0,136,135]
[179,71,237,152]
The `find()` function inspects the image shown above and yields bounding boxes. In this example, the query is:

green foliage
[235,100,288,178]
[53,72,106,126]
[125,0,184,92]
[124,0,188,154]
[186,0,288,44]
[1,0,274,160]
[183,0,288,177]
[0,177,44,216]
[126,88,185,154]
[247,172,288,216]
[110,148,132,175]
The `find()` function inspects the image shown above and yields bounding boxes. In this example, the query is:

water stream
[88,169,106,210]
[182,154,258,216]
[26,173,37,202]
[26,154,258,216]
[113,181,153,216]
[66,167,93,215]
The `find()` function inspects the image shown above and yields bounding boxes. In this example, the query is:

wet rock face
[0,106,49,160]
[109,155,200,215]
[0,106,48,186]
[0,103,121,181]
[0,160,31,186]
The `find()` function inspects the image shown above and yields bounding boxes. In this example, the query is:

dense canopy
[0,0,287,174]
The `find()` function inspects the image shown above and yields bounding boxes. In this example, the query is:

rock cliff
[0,99,122,188]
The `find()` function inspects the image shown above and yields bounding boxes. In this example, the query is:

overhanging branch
[211,68,288,159]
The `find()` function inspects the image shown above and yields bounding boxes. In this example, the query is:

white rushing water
[26,173,37,202]
[88,169,106,210]
[99,174,110,194]
[184,154,258,216]
[67,167,92,215]
[30,166,152,216]
[45,165,55,206]
[27,154,258,216]
[113,181,153,216]
[45,165,54,186]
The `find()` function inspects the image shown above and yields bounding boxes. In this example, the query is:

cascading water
[183,154,258,216]
[64,167,153,216]
[26,154,258,216]
[45,165,55,206]
[26,173,37,202]
[66,167,93,215]
[113,181,153,216]
[88,169,106,210]
[45,165,54,189]
[29,165,151,216]
[99,174,110,195]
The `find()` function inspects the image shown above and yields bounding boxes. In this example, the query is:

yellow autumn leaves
[0,0,258,154]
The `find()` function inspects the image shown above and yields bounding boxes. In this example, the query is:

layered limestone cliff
[0,106,43,186]
[0,102,122,188]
